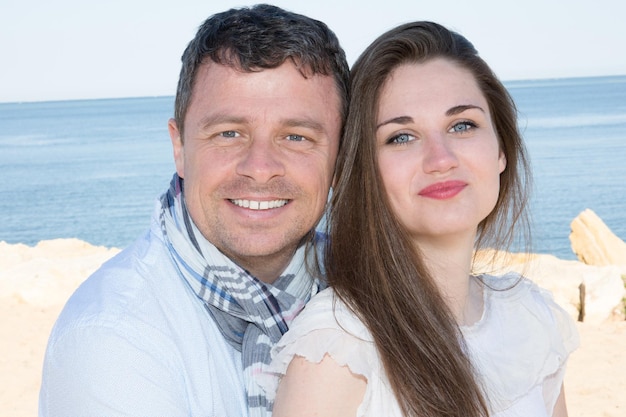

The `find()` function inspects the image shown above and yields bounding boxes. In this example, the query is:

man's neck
[229,249,297,284]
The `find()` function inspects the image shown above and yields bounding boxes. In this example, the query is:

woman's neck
[417,234,483,326]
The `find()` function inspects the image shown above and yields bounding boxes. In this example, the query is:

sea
[1,75,625,260]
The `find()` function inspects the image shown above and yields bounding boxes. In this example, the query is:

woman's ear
[498,149,507,174]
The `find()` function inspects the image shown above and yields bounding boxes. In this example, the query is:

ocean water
[1,76,625,260]
[507,76,626,259]
[0,97,175,249]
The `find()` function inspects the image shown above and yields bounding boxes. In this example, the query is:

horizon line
[2,73,625,105]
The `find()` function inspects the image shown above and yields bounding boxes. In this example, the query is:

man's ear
[168,118,184,178]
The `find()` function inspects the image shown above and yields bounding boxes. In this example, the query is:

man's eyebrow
[198,115,326,132]
[446,104,485,116]
[282,118,326,132]
[199,114,247,130]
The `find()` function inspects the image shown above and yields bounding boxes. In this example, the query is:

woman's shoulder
[466,273,580,412]
[260,288,379,403]
[479,273,574,324]
[286,287,374,343]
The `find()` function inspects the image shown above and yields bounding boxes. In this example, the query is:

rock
[570,209,626,270]
[473,250,625,324]
[0,238,120,307]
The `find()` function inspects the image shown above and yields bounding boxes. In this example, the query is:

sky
[1,0,625,103]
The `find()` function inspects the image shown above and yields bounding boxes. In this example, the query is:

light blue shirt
[39,210,249,417]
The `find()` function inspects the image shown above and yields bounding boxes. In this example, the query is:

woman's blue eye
[451,121,476,133]
[389,133,412,144]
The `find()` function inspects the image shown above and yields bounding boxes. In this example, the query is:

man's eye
[220,131,238,138]
[287,134,306,142]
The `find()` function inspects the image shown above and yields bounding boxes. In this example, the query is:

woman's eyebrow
[446,104,485,116]
[376,115,414,130]
[376,104,485,130]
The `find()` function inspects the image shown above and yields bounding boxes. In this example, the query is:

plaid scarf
[159,174,324,417]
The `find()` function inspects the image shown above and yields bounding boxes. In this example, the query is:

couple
[39,4,578,417]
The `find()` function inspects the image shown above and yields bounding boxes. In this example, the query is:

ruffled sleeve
[465,274,580,415]
[257,288,402,417]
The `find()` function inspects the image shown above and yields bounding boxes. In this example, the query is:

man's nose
[235,137,286,183]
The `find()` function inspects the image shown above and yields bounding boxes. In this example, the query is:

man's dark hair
[174,4,350,138]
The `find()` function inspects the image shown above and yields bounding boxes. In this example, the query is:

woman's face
[376,58,506,247]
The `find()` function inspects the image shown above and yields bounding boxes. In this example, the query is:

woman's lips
[418,181,467,199]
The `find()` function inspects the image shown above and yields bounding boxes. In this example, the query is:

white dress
[259,274,579,417]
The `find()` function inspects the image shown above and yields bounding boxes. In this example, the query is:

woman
[261,21,578,416]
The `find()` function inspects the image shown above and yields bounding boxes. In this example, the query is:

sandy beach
[1,239,624,416]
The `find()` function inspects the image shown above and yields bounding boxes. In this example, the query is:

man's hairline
[178,59,345,141]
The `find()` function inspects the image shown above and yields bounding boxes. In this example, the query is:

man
[39,5,349,416]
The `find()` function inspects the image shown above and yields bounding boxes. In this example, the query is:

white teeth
[230,199,289,210]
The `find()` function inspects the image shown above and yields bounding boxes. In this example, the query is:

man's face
[169,61,342,283]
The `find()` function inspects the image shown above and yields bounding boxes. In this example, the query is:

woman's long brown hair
[325,22,531,416]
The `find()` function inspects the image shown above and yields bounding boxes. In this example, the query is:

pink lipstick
[418,180,467,200]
